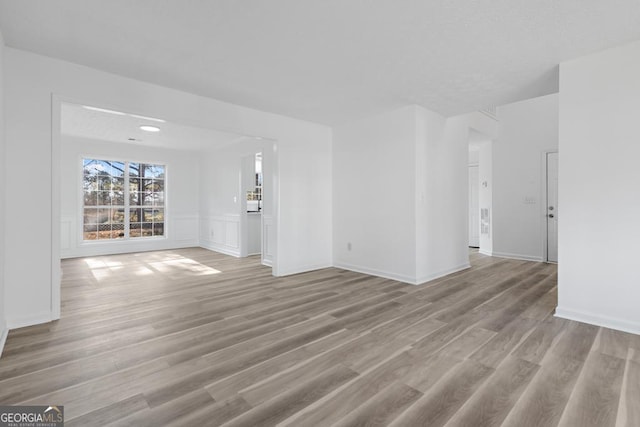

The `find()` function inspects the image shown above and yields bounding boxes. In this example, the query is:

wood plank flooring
[1,248,639,426]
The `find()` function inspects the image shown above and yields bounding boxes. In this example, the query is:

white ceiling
[2,1,640,125]
[61,102,247,151]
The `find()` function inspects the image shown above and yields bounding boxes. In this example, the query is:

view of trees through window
[83,159,165,240]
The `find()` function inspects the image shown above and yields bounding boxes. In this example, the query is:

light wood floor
[1,248,639,426]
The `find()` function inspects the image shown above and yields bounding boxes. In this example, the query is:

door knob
[548,206,554,211]
[548,214,554,218]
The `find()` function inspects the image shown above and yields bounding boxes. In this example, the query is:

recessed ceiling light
[83,105,126,115]
[140,125,160,132]
[130,114,166,123]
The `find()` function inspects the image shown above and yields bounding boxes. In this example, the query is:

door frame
[468,164,480,248]
[541,149,558,263]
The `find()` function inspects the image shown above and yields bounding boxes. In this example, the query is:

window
[83,159,165,241]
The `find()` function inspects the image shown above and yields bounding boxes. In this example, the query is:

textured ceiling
[2,1,640,125]
[62,102,247,151]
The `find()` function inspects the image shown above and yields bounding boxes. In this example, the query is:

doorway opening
[241,152,263,258]
[52,97,280,319]
[468,130,492,255]
[468,163,480,248]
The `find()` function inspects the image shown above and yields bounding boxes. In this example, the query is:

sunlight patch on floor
[84,253,221,281]
[148,257,221,276]
[84,259,124,269]
[135,266,154,276]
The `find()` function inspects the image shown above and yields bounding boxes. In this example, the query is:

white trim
[199,214,241,256]
[262,213,275,267]
[271,142,280,277]
[479,249,493,257]
[415,263,471,285]
[0,328,8,359]
[77,157,168,244]
[61,214,198,259]
[334,262,417,284]
[333,262,470,286]
[275,263,332,277]
[541,149,558,263]
[7,312,53,330]
[64,240,199,259]
[555,307,640,336]
[51,94,62,320]
[199,241,241,258]
[491,251,543,262]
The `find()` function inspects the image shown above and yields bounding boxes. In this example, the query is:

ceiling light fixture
[83,105,126,115]
[140,125,160,132]
[130,114,166,123]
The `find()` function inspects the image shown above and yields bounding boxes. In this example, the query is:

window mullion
[124,161,130,239]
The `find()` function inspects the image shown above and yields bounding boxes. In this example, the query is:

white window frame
[80,157,167,243]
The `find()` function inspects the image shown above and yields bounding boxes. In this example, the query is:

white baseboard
[333,262,469,286]
[555,306,640,336]
[0,327,8,359]
[61,240,200,259]
[262,259,273,267]
[415,263,471,285]
[333,262,418,285]
[7,312,53,330]
[479,249,493,256]
[491,251,543,262]
[276,263,332,277]
[198,242,240,258]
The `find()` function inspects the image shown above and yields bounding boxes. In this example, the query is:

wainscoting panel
[225,221,239,249]
[61,213,199,259]
[171,215,199,243]
[200,214,241,257]
[262,214,275,265]
[60,215,74,251]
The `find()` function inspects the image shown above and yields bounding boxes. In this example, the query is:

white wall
[333,105,470,284]
[557,40,640,334]
[3,47,332,329]
[199,139,265,258]
[0,29,7,353]
[468,148,479,165]
[415,110,470,282]
[493,94,559,261]
[60,135,200,258]
[276,121,332,275]
[333,106,418,282]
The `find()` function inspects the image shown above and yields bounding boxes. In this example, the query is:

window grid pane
[83,159,165,241]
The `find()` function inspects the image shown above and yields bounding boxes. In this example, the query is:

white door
[468,166,480,247]
[546,152,558,262]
